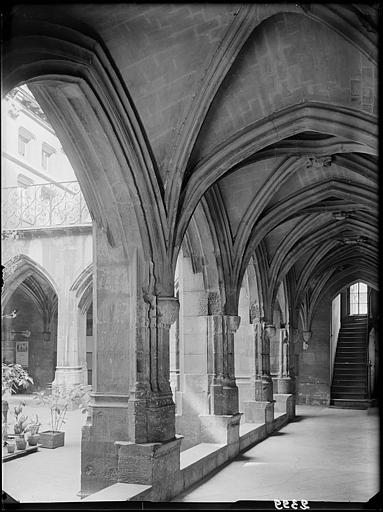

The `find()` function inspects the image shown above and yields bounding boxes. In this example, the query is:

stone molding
[157,296,180,327]
[305,155,333,168]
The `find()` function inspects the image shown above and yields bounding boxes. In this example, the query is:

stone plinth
[54,366,88,386]
[199,413,241,457]
[115,436,183,501]
[253,377,273,402]
[274,394,295,420]
[277,377,294,394]
[146,397,176,442]
[242,400,274,432]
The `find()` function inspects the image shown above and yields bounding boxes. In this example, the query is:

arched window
[349,282,367,315]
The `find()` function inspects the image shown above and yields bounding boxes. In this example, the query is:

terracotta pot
[15,435,26,451]
[7,443,16,454]
[27,434,40,446]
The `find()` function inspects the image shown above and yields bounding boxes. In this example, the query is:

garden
[2,362,90,461]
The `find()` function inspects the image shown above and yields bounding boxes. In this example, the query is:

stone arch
[2,18,172,293]
[2,254,59,388]
[2,254,59,312]
[70,263,93,314]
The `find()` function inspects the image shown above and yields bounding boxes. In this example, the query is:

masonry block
[277,377,294,394]
[199,413,241,450]
[242,400,274,433]
[81,429,119,497]
[274,393,295,420]
[115,436,183,501]
[175,414,201,451]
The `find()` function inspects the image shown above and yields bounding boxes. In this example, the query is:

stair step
[332,397,367,401]
[332,393,367,399]
[332,386,367,393]
[337,346,365,349]
[332,379,366,384]
[330,399,370,410]
[336,357,366,361]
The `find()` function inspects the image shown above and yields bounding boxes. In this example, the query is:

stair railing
[366,315,372,400]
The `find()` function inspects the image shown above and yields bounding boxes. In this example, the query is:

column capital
[265,324,276,338]
[157,296,179,328]
[225,315,241,333]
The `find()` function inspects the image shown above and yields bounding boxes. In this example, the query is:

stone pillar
[207,314,240,416]
[242,321,274,429]
[54,290,87,387]
[174,264,211,450]
[81,225,182,499]
[81,225,133,496]
[198,314,241,453]
[277,328,294,394]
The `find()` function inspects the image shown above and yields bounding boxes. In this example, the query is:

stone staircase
[331,315,369,409]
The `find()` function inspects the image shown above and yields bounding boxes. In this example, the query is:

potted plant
[2,362,33,425]
[25,414,41,446]
[12,402,30,451]
[5,439,16,454]
[33,384,90,449]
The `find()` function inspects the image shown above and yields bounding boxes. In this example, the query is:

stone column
[277,328,294,393]
[207,314,240,415]
[81,225,133,496]
[81,225,182,499]
[242,320,274,429]
[54,290,87,387]
[199,315,242,455]
[146,295,179,442]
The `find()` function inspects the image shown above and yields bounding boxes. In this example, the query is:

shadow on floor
[289,415,310,423]
[234,453,254,461]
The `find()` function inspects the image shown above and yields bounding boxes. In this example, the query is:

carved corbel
[157,297,180,328]
[305,155,333,168]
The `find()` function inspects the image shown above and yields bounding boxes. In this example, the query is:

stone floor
[2,400,379,504]
[174,405,379,504]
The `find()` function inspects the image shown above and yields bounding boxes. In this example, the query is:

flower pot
[39,431,65,449]
[15,435,26,451]
[27,434,40,447]
[7,443,16,454]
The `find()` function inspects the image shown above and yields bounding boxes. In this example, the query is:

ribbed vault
[2,3,378,318]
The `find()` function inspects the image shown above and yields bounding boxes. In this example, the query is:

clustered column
[81,225,182,500]
[198,313,242,453]
[242,305,274,427]
[207,314,241,415]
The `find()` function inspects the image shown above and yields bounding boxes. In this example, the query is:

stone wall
[296,299,331,405]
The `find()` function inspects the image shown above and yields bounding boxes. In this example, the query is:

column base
[115,436,183,501]
[199,413,241,457]
[274,393,295,420]
[54,366,88,387]
[210,383,239,415]
[253,378,273,402]
[277,377,294,394]
[146,395,176,442]
[242,400,274,432]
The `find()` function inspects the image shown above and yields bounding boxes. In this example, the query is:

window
[18,135,28,156]
[18,127,34,159]
[17,173,34,188]
[41,143,55,170]
[349,282,368,315]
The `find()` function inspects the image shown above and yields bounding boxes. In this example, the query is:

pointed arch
[3,16,172,291]
[70,263,93,314]
[2,254,59,311]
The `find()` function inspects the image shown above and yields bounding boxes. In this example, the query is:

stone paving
[2,401,379,504]
[2,394,86,502]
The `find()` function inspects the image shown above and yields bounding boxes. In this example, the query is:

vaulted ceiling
[2,3,378,317]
